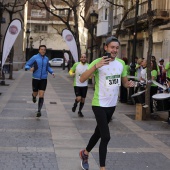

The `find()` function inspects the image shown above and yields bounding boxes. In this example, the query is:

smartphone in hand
[104,52,111,58]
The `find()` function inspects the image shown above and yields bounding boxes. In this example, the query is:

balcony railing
[124,0,170,27]
[127,0,170,19]
[153,9,170,18]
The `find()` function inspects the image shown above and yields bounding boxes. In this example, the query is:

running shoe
[72,104,77,112]
[79,149,89,170]
[78,111,84,117]
[36,111,41,117]
[32,94,37,103]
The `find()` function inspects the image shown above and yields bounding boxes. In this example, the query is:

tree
[29,0,87,60]
[145,0,153,117]
[4,0,27,79]
[106,0,137,38]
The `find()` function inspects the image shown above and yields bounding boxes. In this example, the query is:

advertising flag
[1,19,22,68]
[62,29,78,62]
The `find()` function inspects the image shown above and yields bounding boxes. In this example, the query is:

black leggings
[86,106,116,167]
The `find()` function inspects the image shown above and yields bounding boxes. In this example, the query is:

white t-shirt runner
[88,58,127,107]
[70,62,89,87]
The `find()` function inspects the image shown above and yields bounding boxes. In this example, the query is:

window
[35,25,48,32]
[31,9,46,18]
[105,8,108,20]
[57,59,63,61]
[59,9,69,16]
[50,9,69,16]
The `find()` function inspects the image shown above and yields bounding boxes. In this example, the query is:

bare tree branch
[106,0,145,37]
[5,0,27,15]
[106,0,126,10]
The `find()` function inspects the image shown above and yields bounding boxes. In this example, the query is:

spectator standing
[165,60,170,80]
[150,60,158,113]
[120,57,130,103]
[158,58,166,93]
[151,55,160,76]
[135,58,144,92]
[140,59,147,82]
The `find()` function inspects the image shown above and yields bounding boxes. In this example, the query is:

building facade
[85,0,170,63]
[84,0,101,62]
[25,0,87,61]
[26,0,72,60]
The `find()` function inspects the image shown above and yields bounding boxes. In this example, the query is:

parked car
[49,58,68,67]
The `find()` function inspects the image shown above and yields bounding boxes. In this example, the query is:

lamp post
[127,0,139,104]
[89,10,98,63]
[30,36,33,50]
[39,35,44,45]
[25,29,30,61]
[29,36,33,59]
[88,10,98,84]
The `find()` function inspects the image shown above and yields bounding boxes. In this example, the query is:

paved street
[0,67,170,170]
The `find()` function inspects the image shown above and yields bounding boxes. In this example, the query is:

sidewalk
[0,68,170,170]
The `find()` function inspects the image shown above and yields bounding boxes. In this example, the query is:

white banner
[1,19,22,68]
[62,29,78,62]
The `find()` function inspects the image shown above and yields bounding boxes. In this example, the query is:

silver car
[49,58,68,67]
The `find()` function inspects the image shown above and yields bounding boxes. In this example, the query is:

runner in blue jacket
[25,45,55,117]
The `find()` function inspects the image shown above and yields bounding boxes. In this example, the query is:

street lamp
[39,35,44,45]
[89,10,98,63]
[29,36,33,59]
[25,29,30,61]
[127,0,139,104]
[89,10,98,84]
[30,36,33,50]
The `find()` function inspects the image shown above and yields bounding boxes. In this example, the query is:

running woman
[69,54,89,117]
[79,36,135,170]
[25,45,55,117]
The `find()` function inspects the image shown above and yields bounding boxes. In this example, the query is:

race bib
[106,75,121,87]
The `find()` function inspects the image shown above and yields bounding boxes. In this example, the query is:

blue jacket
[25,53,53,79]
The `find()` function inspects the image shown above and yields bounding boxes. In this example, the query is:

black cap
[105,36,120,45]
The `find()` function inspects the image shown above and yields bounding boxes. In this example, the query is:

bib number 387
[106,75,121,87]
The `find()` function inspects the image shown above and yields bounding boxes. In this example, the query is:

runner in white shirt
[78,36,135,170]
[69,54,89,117]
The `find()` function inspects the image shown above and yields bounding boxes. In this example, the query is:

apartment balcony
[124,0,170,28]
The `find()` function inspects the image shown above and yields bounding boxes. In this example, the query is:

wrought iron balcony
[123,0,170,27]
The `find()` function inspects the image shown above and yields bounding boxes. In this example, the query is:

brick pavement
[0,68,170,170]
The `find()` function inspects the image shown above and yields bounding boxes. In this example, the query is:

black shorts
[32,79,47,92]
[74,86,88,98]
